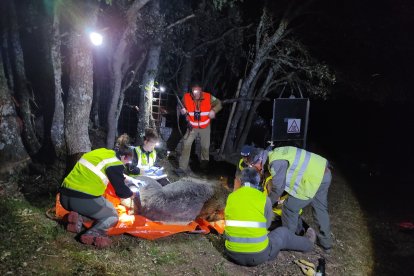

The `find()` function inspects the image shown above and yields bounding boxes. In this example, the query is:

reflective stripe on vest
[96,157,121,171]
[288,149,311,196]
[225,234,268,243]
[224,187,269,253]
[62,148,123,196]
[188,112,210,116]
[79,158,109,185]
[183,92,211,129]
[268,147,327,200]
[225,220,267,228]
[189,119,210,127]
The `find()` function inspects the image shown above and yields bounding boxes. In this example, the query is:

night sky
[303,0,414,95]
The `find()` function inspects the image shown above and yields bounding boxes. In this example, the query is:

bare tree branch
[166,14,195,30]
[189,24,253,54]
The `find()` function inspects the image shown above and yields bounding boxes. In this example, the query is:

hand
[208,110,216,119]
[139,168,147,176]
[180,108,187,115]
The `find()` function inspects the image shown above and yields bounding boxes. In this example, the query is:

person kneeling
[59,145,137,248]
[224,168,316,266]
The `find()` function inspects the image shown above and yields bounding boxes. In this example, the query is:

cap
[241,145,253,157]
[249,148,265,165]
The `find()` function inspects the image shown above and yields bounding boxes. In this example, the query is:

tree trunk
[224,11,288,154]
[179,56,193,95]
[178,0,205,94]
[236,67,274,148]
[91,56,101,129]
[64,0,98,155]
[0,48,30,175]
[137,44,161,143]
[137,1,161,144]
[49,3,66,159]
[106,0,153,148]
[8,0,41,156]
[225,61,261,152]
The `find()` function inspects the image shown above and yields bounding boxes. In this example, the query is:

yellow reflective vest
[62,148,123,196]
[134,146,156,169]
[238,158,248,171]
[224,187,269,253]
[268,146,327,200]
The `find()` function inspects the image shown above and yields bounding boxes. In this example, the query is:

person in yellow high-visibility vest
[224,167,316,266]
[130,128,159,176]
[233,145,254,191]
[250,146,333,253]
[59,144,137,248]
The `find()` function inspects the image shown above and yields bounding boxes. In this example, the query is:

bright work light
[89,32,103,46]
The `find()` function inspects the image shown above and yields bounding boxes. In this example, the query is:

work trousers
[60,194,118,236]
[282,168,332,249]
[179,124,211,170]
[225,226,313,266]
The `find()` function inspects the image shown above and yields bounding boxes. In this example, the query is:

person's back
[224,168,315,266]
[225,185,269,254]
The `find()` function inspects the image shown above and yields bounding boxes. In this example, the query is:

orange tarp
[55,184,224,240]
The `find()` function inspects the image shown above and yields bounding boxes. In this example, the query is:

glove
[208,110,216,119]
[294,259,315,276]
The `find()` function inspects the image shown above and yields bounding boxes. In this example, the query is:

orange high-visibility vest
[183,92,211,129]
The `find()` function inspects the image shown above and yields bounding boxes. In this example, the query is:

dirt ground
[1,151,413,275]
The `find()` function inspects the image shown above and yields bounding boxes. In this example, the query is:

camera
[194,111,201,121]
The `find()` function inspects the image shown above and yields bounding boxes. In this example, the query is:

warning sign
[287,119,301,133]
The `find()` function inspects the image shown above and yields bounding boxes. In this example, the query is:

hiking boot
[323,248,332,254]
[94,236,112,249]
[304,227,316,244]
[67,211,83,233]
[316,240,332,254]
[80,234,96,245]
[80,234,112,249]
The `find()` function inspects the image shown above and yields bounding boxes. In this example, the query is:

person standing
[176,82,222,175]
[224,168,315,266]
[59,145,137,248]
[250,146,333,253]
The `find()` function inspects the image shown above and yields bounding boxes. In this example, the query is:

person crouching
[224,168,316,266]
[59,145,138,248]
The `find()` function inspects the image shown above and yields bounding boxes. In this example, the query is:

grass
[0,167,380,276]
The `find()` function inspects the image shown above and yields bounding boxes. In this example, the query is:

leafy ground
[0,154,413,276]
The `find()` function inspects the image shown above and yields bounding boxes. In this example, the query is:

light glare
[89,32,103,46]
